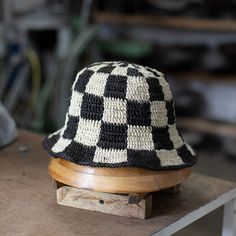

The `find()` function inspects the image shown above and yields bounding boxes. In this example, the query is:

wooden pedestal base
[49,158,191,219]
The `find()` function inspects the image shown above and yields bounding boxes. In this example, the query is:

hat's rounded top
[43,61,197,170]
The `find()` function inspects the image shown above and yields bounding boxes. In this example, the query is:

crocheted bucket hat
[43,61,197,170]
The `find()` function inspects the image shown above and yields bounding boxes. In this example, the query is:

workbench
[1,131,236,236]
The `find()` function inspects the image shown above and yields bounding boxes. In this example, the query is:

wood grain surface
[57,186,152,219]
[0,130,236,236]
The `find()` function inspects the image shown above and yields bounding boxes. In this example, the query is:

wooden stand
[49,158,192,219]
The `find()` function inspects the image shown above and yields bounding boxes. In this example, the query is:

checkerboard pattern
[43,61,197,170]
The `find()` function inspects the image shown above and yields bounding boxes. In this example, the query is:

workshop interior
[1,0,236,235]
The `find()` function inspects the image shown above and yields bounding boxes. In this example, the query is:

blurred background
[0,1,236,234]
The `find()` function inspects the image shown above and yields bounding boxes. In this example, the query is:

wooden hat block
[49,158,192,219]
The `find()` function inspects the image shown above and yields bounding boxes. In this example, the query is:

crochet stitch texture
[43,61,197,170]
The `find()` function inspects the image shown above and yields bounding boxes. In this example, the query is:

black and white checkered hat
[43,61,197,170]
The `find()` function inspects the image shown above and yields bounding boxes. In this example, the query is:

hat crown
[69,61,174,124]
[43,61,197,170]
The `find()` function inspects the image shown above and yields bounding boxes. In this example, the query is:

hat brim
[42,129,198,170]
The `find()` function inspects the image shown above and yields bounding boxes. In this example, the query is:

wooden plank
[57,186,152,219]
[0,131,236,235]
[172,72,236,84]
[178,118,236,138]
[94,12,236,32]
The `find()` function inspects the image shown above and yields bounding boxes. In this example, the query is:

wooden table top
[1,130,236,236]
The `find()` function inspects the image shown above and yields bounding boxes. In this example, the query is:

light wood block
[56,185,152,219]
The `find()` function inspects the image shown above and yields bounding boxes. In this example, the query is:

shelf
[170,72,236,85]
[94,12,236,32]
[178,118,236,138]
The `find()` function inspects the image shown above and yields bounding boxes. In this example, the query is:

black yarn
[97,122,128,149]
[74,69,94,93]
[146,77,165,101]
[104,75,127,99]
[80,93,104,121]
[63,115,79,139]
[127,101,151,126]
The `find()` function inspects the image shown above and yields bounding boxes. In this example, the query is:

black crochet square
[177,145,193,163]
[127,149,160,169]
[97,122,127,149]
[127,101,151,126]
[127,67,143,77]
[166,100,175,125]
[64,141,96,163]
[104,75,127,99]
[146,77,165,101]
[74,69,94,93]
[62,115,79,139]
[97,65,116,74]
[43,133,60,150]
[146,67,160,77]
[80,93,104,121]
[152,127,174,150]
